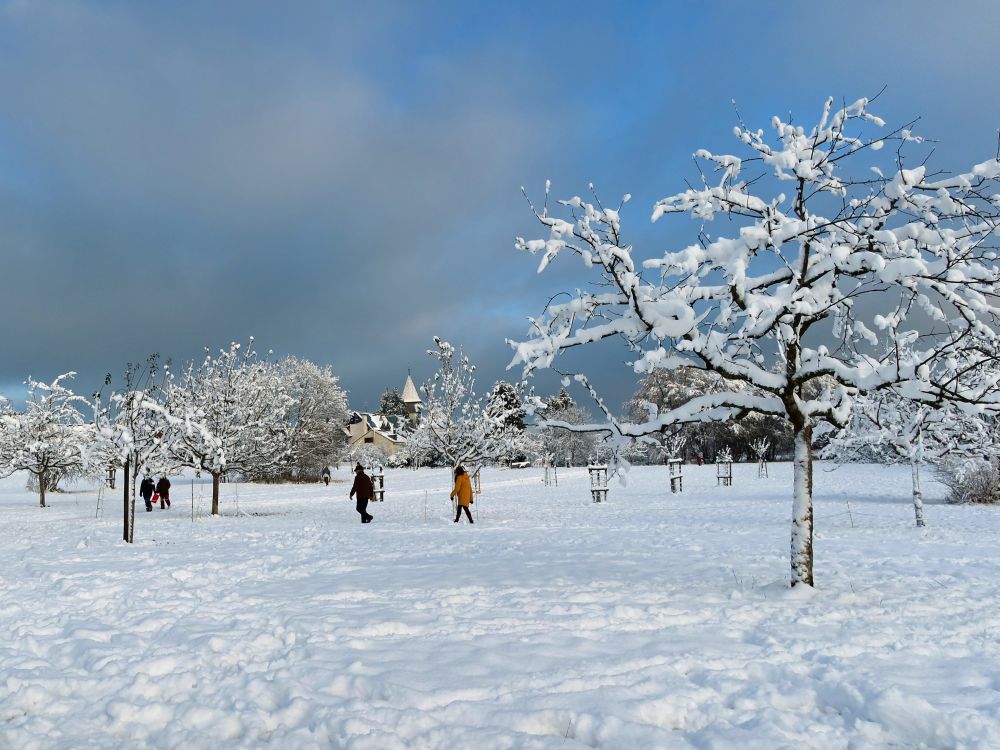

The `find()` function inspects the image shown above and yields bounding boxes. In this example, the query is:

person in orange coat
[450,466,474,524]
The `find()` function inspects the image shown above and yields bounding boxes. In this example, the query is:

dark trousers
[143,495,153,512]
[160,493,170,509]
[454,505,473,523]
[356,498,373,523]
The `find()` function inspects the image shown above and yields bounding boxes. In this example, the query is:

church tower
[401,372,422,425]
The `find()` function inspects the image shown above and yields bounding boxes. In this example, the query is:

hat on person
[355,463,364,472]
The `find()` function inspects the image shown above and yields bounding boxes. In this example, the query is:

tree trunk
[123,456,130,542]
[129,463,138,544]
[39,471,47,508]
[211,472,220,515]
[790,423,814,587]
[911,459,926,528]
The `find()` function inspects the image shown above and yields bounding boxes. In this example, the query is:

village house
[345,374,422,457]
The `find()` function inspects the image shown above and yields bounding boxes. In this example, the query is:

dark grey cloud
[1,0,1000,413]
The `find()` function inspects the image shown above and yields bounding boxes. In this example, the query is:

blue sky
[1,1,999,411]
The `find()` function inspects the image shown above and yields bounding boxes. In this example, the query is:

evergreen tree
[487,381,526,431]
[378,388,407,417]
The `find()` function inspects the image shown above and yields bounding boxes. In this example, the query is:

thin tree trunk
[212,472,220,515]
[790,423,814,587]
[911,459,926,528]
[123,456,130,542]
[39,471,46,508]
[129,462,138,543]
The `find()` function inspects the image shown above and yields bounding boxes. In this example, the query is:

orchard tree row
[0,341,349,541]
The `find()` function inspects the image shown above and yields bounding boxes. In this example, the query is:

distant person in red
[155,476,171,509]
[696,454,703,466]
[349,464,374,523]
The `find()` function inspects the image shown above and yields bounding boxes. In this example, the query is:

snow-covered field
[2,462,998,749]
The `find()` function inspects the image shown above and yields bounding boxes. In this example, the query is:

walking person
[450,466,474,524]
[321,466,331,486]
[349,463,374,523]
[155,476,171,509]
[139,476,155,513]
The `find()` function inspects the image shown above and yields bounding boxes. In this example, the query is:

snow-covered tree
[487,381,527,432]
[535,389,597,466]
[350,443,388,469]
[624,369,747,461]
[749,437,771,463]
[277,357,350,481]
[411,337,522,469]
[511,96,1000,586]
[378,388,408,418]
[0,374,89,507]
[94,355,171,542]
[390,425,434,468]
[486,380,532,464]
[159,340,293,515]
[825,384,990,527]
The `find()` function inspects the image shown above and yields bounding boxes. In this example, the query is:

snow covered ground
[1,462,998,749]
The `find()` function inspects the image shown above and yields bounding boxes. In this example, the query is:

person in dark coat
[349,463,374,523]
[139,476,155,513]
[321,466,331,486]
[155,476,171,509]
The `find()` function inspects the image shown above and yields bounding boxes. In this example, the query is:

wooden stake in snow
[371,466,385,502]
[668,458,683,493]
[589,464,608,503]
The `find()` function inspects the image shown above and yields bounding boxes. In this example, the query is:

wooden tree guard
[472,468,482,495]
[543,461,558,487]
[589,464,608,503]
[370,466,385,501]
[717,459,733,486]
[106,466,116,489]
[668,458,683,493]
[758,458,768,478]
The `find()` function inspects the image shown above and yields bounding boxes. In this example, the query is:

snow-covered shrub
[350,444,387,469]
[938,459,1000,505]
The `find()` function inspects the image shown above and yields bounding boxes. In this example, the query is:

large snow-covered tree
[625,369,742,461]
[0,374,89,507]
[275,356,349,481]
[411,337,523,469]
[511,96,1000,586]
[159,340,293,515]
[535,389,597,466]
